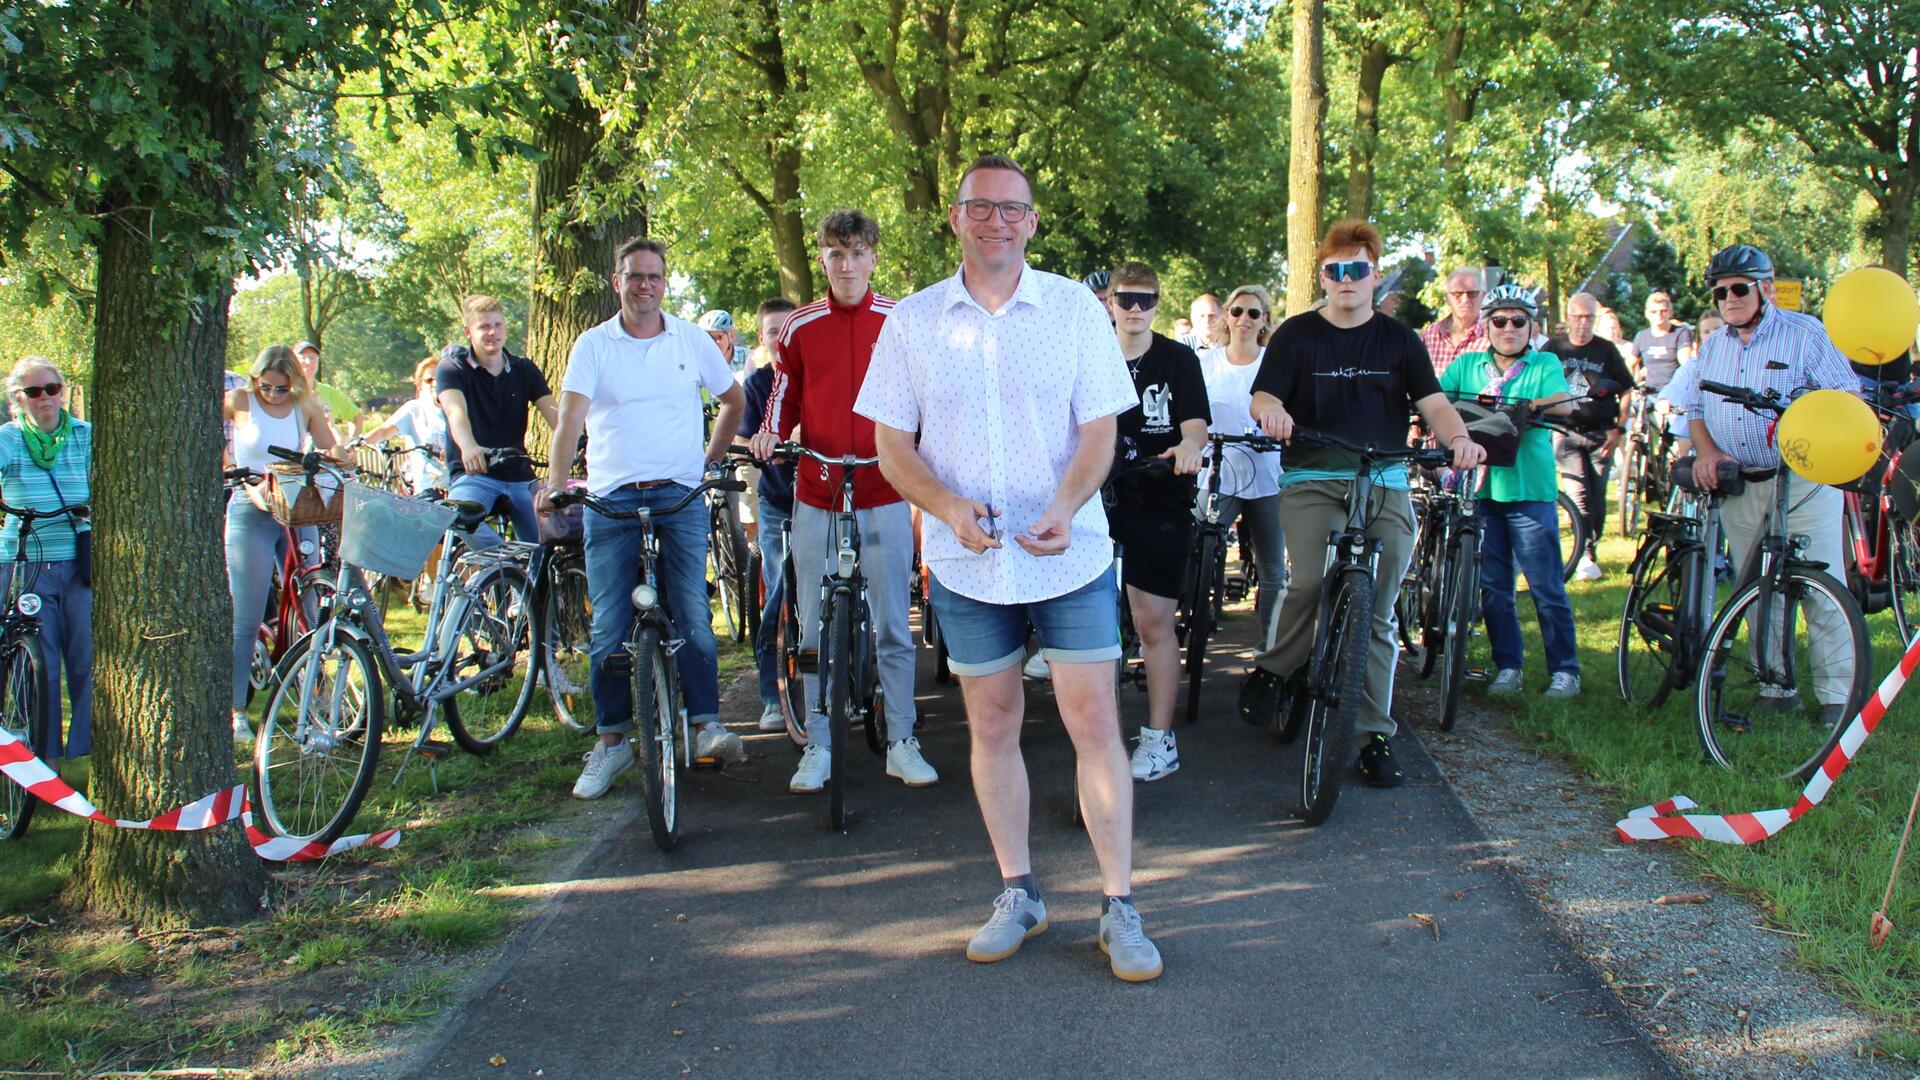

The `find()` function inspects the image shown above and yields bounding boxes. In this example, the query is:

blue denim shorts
[927,568,1121,676]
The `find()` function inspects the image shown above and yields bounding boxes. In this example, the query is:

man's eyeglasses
[955,198,1034,223]
[1113,291,1158,311]
[1229,306,1264,320]
[255,383,291,398]
[1321,260,1373,283]
[17,382,62,399]
[618,271,665,285]
[1712,282,1757,301]
[1486,315,1529,330]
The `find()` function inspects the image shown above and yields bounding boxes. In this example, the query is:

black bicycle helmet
[1479,283,1538,321]
[1082,269,1112,293]
[1705,244,1775,285]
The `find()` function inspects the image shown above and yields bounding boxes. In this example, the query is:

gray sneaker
[1099,900,1163,982]
[694,725,748,764]
[1544,672,1581,699]
[966,888,1048,963]
[1486,668,1524,696]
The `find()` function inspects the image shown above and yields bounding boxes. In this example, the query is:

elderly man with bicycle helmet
[1666,243,1860,726]
[1437,285,1582,699]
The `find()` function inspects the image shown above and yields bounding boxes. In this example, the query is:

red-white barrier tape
[1617,629,1920,845]
[0,727,400,862]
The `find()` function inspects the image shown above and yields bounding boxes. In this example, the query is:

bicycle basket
[1455,399,1522,467]
[537,478,587,544]
[340,482,458,579]
[266,464,344,527]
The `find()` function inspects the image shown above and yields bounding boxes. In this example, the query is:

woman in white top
[353,356,449,494]
[1197,284,1286,646]
[223,345,340,741]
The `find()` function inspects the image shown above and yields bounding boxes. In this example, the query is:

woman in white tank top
[222,345,341,741]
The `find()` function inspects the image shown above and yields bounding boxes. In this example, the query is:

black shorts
[1109,503,1193,600]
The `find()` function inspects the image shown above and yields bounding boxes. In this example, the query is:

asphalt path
[410,614,1676,1079]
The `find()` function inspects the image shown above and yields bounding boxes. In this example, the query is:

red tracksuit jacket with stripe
[759,289,903,511]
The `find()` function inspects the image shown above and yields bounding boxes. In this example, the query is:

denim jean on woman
[0,558,92,757]
[754,500,791,706]
[582,482,717,735]
[1478,499,1581,676]
[225,493,316,709]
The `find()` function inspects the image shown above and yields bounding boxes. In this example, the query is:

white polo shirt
[562,311,736,492]
[854,263,1137,604]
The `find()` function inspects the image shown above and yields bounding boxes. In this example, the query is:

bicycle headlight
[15,593,40,616]
[630,584,658,610]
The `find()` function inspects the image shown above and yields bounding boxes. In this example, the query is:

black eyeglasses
[1229,306,1265,320]
[1113,291,1158,311]
[1712,282,1757,301]
[1486,315,1529,330]
[17,382,62,399]
[955,198,1034,223]
[1321,260,1373,283]
[256,383,292,397]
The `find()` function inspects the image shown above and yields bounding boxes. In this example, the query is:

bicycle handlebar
[755,441,881,471]
[548,477,745,519]
[1208,432,1285,453]
[1699,379,1788,415]
[0,499,88,526]
[1290,427,1451,469]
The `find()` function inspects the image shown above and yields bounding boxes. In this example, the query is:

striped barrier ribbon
[0,726,400,862]
[1617,627,1920,845]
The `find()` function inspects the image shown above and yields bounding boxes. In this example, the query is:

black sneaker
[1238,668,1284,728]
[1355,733,1404,788]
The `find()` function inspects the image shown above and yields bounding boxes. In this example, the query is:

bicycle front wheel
[0,635,46,841]
[1695,567,1870,780]
[1298,569,1372,826]
[1438,530,1479,732]
[1617,532,1693,706]
[537,548,594,733]
[711,505,749,643]
[1557,493,1585,583]
[1618,441,1642,539]
[442,566,537,754]
[1892,520,1920,645]
[826,598,852,831]
[1182,531,1220,726]
[631,624,680,851]
[254,631,384,844]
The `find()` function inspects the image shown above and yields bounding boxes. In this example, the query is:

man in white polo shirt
[856,153,1162,982]
[540,236,750,800]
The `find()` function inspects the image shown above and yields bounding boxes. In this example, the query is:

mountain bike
[0,497,90,841]
[1839,382,1920,637]
[1175,432,1282,725]
[225,466,337,706]
[1617,385,1679,539]
[551,472,746,850]
[1398,461,1482,731]
[1616,466,1722,708]
[708,457,756,644]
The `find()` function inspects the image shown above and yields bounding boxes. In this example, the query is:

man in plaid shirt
[1419,268,1489,376]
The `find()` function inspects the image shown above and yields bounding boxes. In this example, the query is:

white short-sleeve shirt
[854,263,1138,604]
[561,312,736,492]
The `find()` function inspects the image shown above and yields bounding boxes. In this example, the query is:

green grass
[1482,521,1920,1039]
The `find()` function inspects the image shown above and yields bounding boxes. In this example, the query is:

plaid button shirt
[1420,319,1487,377]
[1666,306,1857,469]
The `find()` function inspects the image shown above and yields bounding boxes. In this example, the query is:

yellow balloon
[1775,389,1883,486]
[1823,266,1920,366]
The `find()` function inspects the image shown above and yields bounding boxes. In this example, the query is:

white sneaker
[1575,557,1603,581]
[886,736,939,787]
[1130,728,1180,781]
[547,664,583,695]
[757,702,787,732]
[1545,671,1582,699]
[789,744,830,793]
[694,724,748,764]
[1023,652,1051,679]
[572,739,635,799]
[1486,668,1525,696]
[232,709,254,745]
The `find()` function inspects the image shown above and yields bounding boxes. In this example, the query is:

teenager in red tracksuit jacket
[752,208,938,794]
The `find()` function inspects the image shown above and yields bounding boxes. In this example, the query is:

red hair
[1317,219,1384,264]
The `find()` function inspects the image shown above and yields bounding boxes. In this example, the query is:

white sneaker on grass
[232,709,254,745]
[1486,668,1525,696]
[1545,671,1581,699]
[1575,557,1603,581]
[572,739,634,800]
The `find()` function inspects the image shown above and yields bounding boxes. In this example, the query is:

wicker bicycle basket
[265,464,344,527]
[340,482,458,579]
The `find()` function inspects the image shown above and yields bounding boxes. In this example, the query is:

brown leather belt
[618,479,674,492]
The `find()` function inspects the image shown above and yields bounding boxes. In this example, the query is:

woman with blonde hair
[223,344,340,742]
[1197,284,1286,645]
[0,357,93,761]
[351,356,449,494]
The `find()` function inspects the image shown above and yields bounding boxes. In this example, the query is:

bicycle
[0,497,90,841]
[707,456,756,644]
[1176,432,1283,725]
[549,471,746,850]
[1397,460,1482,732]
[1839,382,1920,636]
[1616,462,1724,709]
[1616,384,1679,540]
[252,447,540,843]
[763,443,886,831]
[225,466,336,705]
[1276,428,1450,825]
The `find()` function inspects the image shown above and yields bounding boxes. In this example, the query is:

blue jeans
[927,568,1120,676]
[0,558,92,758]
[1479,500,1581,676]
[754,500,791,705]
[225,494,317,709]
[582,483,717,734]
[447,473,541,545]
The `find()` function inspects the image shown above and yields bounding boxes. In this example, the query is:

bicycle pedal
[416,739,455,759]
[691,755,723,770]
[1464,668,1490,682]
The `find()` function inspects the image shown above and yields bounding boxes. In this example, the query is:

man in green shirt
[294,340,362,438]
[1437,284,1581,699]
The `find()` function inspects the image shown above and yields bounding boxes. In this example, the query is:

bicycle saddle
[441,499,492,532]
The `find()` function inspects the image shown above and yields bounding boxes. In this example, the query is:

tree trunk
[1878,168,1914,279]
[1345,38,1393,221]
[1544,248,1562,330]
[747,0,814,304]
[1286,0,1328,316]
[75,212,266,927]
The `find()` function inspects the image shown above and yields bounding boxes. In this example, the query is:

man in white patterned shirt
[855,153,1162,982]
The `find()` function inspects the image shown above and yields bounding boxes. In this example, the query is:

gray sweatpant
[791,500,917,746]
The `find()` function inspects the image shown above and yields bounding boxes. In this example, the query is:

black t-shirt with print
[1547,336,1633,433]
[1250,310,1441,475]
[435,345,553,482]
[1113,332,1210,510]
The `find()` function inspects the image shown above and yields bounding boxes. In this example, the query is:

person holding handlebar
[437,294,558,543]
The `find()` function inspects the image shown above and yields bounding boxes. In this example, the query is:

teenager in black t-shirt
[1105,263,1209,783]
[1241,221,1484,790]
[435,295,560,543]
[1547,292,1632,578]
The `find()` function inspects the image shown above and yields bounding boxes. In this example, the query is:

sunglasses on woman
[256,383,292,398]
[1486,315,1529,330]
[1229,306,1264,320]
[1711,282,1757,301]
[1320,260,1373,283]
[17,382,63,399]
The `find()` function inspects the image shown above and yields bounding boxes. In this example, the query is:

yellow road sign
[1774,279,1803,311]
